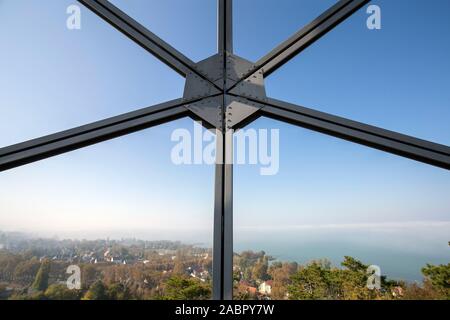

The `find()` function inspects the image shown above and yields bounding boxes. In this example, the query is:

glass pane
[0,119,215,300]
[234,117,450,300]
[267,0,450,145]
[0,0,184,148]
[109,0,217,62]
[234,0,337,62]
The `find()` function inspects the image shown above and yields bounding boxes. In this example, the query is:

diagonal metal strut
[78,0,221,91]
[0,99,191,172]
[228,0,370,91]
[232,94,450,170]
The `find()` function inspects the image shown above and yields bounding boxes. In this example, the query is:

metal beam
[78,0,199,78]
[212,135,224,300]
[0,99,190,172]
[212,129,234,301]
[212,0,234,301]
[257,0,370,76]
[249,96,450,170]
[218,0,233,54]
[228,0,370,92]
[222,130,234,301]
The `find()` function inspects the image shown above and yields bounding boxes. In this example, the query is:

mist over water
[0,227,214,248]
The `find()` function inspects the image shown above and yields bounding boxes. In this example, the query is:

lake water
[234,222,450,282]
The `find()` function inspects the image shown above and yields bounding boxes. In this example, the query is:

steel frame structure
[1,0,449,300]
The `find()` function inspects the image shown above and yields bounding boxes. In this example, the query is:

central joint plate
[183,53,267,130]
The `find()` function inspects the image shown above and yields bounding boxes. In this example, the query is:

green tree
[421,263,450,299]
[161,276,210,300]
[107,283,132,300]
[32,260,51,292]
[45,284,80,300]
[83,280,109,300]
[288,257,395,300]
[9,292,47,300]
[288,261,334,300]
[341,256,367,272]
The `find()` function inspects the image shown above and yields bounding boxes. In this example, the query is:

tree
[45,284,80,300]
[288,261,333,300]
[341,256,367,273]
[161,276,210,300]
[107,283,132,300]
[32,260,51,292]
[13,258,41,286]
[0,252,22,282]
[83,280,109,300]
[172,260,186,275]
[269,262,298,299]
[287,257,395,300]
[9,291,46,300]
[421,263,450,299]
[402,243,450,300]
[252,256,270,281]
[81,264,99,290]
[402,279,444,300]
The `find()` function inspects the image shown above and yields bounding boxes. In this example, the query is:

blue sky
[0,1,449,267]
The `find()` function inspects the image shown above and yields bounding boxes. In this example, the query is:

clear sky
[0,0,449,266]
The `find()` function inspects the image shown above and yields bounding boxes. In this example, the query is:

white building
[258,281,273,295]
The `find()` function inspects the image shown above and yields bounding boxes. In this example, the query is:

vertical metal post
[213,0,233,300]
[212,129,233,300]
[222,129,233,300]
[218,0,233,53]
[212,132,224,300]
